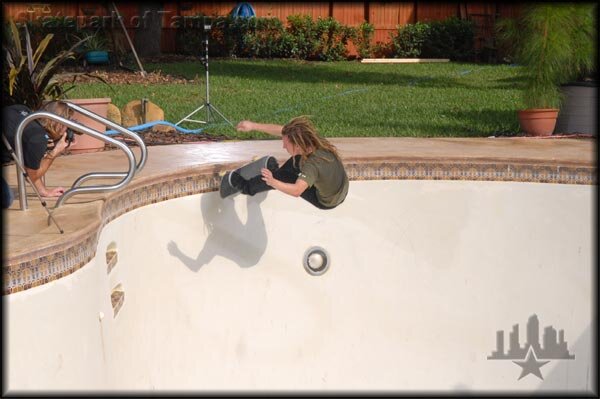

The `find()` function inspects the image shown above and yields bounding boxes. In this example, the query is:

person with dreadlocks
[233,116,349,210]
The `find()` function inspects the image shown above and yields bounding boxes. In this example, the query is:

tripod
[2,134,64,233]
[176,27,234,127]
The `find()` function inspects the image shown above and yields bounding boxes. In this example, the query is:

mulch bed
[105,128,228,149]
[41,128,228,159]
[56,68,193,85]
[56,56,196,85]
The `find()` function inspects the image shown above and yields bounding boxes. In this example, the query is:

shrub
[313,16,354,61]
[241,17,288,58]
[389,17,475,60]
[351,22,375,59]
[372,41,394,58]
[178,14,355,61]
[176,29,208,57]
[213,15,251,57]
[422,17,475,61]
[390,21,430,58]
[285,14,318,59]
[175,14,229,57]
[176,14,376,61]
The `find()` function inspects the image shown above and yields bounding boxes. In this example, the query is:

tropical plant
[76,31,109,52]
[2,19,103,110]
[496,3,597,109]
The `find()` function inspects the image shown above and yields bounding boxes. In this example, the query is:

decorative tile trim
[344,160,596,185]
[4,231,100,294]
[3,159,596,295]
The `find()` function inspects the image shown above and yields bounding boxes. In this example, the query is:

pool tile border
[3,159,596,295]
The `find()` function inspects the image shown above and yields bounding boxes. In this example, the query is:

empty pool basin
[4,180,595,393]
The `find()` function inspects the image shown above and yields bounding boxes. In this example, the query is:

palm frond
[8,20,22,60]
[23,23,34,72]
[496,3,596,109]
[31,34,54,72]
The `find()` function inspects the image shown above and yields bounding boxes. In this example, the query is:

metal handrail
[14,110,137,211]
[61,101,148,187]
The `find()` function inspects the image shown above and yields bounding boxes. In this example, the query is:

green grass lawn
[66,59,525,139]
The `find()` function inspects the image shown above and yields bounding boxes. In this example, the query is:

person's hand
[236,120,254,132]
[53,132,70,154]
[40,186,65,197]
[261,168,276,187]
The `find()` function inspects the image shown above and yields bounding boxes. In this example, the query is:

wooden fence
[3,2,522,55]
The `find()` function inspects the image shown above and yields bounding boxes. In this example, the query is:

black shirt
[2,105,48,169]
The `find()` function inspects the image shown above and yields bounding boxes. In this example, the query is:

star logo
[512,347,550,380]
[488,314,575,381]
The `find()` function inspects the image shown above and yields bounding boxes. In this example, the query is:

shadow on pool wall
[167,192,269,271]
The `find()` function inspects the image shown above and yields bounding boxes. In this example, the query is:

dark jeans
[241,155,334,210]
[2,176,14,209]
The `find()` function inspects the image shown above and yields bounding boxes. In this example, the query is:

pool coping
[3,144,597,295]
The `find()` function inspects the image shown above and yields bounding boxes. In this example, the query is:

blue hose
[104,120,205,135]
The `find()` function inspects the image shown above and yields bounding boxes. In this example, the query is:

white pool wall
[5,180,595,393]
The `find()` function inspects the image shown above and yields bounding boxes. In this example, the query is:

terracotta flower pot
[67,98,112,154]
[517,109,559,137]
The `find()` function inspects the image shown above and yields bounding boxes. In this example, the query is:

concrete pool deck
[2,137,596,294]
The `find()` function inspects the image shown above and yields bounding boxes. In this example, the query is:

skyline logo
[488,314,575,380]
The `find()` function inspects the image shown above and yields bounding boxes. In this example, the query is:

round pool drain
[303,246,330,276]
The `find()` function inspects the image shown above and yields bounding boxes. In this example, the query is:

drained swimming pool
[5,178,595,393]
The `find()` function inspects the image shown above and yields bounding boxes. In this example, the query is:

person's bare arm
[236,120,283,137]
[260,168,308,197]
[28,170,65,197]
[26,153,56,185]
[25,132,70,197]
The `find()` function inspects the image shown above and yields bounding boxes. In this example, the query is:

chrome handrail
[60,101,148,188]
[14,111,137,211]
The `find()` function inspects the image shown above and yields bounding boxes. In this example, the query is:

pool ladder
[12,100,148,211]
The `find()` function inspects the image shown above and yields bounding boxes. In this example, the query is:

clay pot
[67,98,111,154]
[517,109,559,137]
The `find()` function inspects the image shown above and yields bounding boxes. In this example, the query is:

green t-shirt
[297,149,349,207]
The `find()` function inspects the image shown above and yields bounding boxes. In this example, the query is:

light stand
[176,17,234,127]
